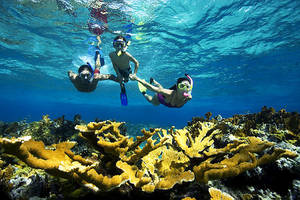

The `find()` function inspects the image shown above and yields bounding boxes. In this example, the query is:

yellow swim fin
[138,82,147,94]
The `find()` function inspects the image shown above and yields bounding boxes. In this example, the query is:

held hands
[129,73,137,81]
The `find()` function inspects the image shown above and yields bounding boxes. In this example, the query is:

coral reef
[208,187,234,200]
[0,107,299,199]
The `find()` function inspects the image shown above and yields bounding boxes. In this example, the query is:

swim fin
[138,82,147,94]
[94,50,105,67]
[94,50,100,64]
[120,84,128,106]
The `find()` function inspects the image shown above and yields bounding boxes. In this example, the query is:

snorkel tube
[84,62,94,82]
[113,38,130,56]
[183,73,193,97]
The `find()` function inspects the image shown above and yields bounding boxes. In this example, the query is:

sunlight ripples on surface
[0,0,299,124]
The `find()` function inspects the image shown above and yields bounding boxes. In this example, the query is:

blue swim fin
[94,50,99,63]
[94,50,105,67]
[120,84,128,106]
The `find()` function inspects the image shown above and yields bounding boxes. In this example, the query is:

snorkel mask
[79,63,94,82]
[113,39,126,48]
[113,38,130,56]
[180,74,193,97]
[80,71,92,81]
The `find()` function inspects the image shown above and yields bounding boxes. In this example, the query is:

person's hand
[129,73,137,81]
[93,73,101,80]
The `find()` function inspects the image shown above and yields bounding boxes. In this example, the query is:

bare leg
[95,53,101,68]
[142,93,160,106]
[95,36,102,69]
[97,35,101,46]
[151,78,163,89]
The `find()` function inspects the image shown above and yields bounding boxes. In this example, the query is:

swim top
[157,93,181,108]
[90,8,108,23]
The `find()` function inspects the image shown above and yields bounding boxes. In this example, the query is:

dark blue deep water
[0,0,299,129]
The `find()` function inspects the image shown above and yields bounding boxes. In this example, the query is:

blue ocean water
[0,0,299,128]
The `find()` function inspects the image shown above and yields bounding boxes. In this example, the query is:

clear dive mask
[113,39,126,49]
[178,82,192,91]
[79,72,92,81]
[180,74,193,97]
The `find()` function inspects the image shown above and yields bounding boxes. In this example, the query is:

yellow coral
[209,187,234,200]
[121,136,168,164]
[193,136,297,183]
[76,121,132,158]
[0,136,129,192]
[182,197,197,200]
[116,145,194,193]
[172,122,220,158]
[1,119,298,194]
[142,146,194,192]
[116,161,151,188]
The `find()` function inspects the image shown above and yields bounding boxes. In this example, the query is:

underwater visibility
[0,0,299,199]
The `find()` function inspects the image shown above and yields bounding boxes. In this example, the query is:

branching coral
[117,145,194,193]
[209,187,234,200]
[0,136,128,192]
[75,121,166,164]
[171,122,220,158]
[0,118,298,195]
[193,136,297,183]
[0,159,14,191]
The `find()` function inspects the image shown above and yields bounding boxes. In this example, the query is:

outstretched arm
[68,70,77,81]
[95,73,120,83]
[127,52,139,75]
[130,74,172,96]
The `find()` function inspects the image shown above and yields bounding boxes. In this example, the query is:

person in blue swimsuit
[130,74,193,108]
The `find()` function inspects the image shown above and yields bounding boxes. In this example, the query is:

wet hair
[78,64,93,74]
[169,77,191,90]
[113,35,127,44]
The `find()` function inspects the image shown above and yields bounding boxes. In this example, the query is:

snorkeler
[109,35,139,83]
[87,0,121,43]
[68,37,119,92]
[68,62,119,92]
[109,35,139,105]
[129,74,193,108]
